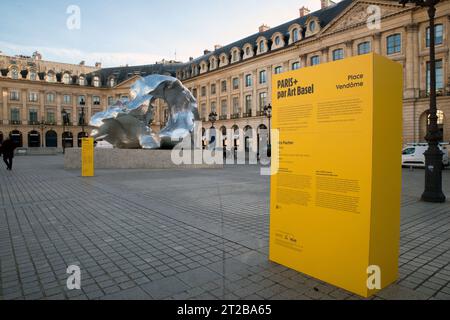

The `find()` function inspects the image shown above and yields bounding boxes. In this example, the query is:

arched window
[259,40,265,53]
[28,130,40,148]
[10,130,23,148]
[79,76,86,86]
[29,71,37,81]
[358,42,371,55]
[78,132,88,147]
[246,47,250,56]
[45,130,58,148]
[274,36,281,46]
[332,49,344,61]
[62,73,71,84]
[309,21,316,32]
[62,132,73,148]
[109,77,115,87]
[292,28,299,42]
[47,72,55,83]
[10,68,19,80]
[93,76,100,87]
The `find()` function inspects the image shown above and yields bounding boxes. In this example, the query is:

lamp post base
[421,148,446,203]
[421,191,446,203]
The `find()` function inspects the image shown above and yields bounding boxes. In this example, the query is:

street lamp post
[61,109,67,154]
[400,0,445,203]
[264,104,272,157]
[39,117,46,148]
[79,98,86,135]
[208,111,218,149]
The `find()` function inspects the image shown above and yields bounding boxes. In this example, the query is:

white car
[402,143,449,168]
[94,140,114,149]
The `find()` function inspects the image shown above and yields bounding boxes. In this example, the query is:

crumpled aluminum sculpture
[89,75,200,149]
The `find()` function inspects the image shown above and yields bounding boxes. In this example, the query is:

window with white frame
[29,92,38,102]
[10,90,20,101]
[387,34,401,55]
[62,73,71,84]
[245,74,253,87]
[358,42,371,55]
[63,95,71,104]
[259,70,267,84]
[47,93,55,103]
[332,49,344,61]
[310,55,320,66]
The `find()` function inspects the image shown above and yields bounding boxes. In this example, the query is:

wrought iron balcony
[10,120,22,125]
[219,115,228,120]
[230,114,241,119]
[243,112,252,118]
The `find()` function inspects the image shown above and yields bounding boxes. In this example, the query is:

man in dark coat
[0,136,17,171]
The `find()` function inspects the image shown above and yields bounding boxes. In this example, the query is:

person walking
[1,135,17,171]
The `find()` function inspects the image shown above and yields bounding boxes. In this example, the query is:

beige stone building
[0,0,449,150]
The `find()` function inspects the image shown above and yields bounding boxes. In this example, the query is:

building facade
[0,0,449,150]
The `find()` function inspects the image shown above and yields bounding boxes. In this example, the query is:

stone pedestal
[64,148,223,170]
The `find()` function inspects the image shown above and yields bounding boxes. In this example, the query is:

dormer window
[29,71,37,81]
[79,76,86,86]
[275,36,281,46]
[246,47,250,56]
[259,40,265,53]
[109,77,115,87]
[47,72,55,83]
[62,73,71,84]
[10,68,19,80]
[93,76,100,87]
[292,28,299,42]
[309,21,316,32]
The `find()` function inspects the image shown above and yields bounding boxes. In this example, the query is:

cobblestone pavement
[0,156,449,300]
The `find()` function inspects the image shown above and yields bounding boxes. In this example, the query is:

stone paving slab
[0,156,449,300]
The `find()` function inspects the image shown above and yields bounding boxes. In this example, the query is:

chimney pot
[299,6,311,17]
[321,0,335,9]
[259,24,270,33]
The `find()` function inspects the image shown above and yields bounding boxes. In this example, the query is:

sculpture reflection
[89,75,200,149]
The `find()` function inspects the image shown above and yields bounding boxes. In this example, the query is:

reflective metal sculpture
[89,75,200,149]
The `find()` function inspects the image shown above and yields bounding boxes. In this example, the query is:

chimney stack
[95,62,102,68]
[259,24,270,33]
[299,6,311,17]
[203,49,211,55]
[214,44,222,51]
[321,0,335,9]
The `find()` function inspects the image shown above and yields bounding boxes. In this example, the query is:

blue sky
[0,0,327,67]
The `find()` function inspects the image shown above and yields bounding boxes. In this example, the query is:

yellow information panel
[81,137,94,177]
[269,53,402,297]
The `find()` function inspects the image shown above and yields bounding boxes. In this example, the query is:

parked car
[402,143,449,168]
[94,140,114,149]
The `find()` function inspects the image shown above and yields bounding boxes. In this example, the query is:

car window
[402,148,415,155]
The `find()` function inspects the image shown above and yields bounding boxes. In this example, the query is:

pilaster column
[56,93,62,125]
[321,47,329,63]
[373,32,382,55]
[87,95,92,124]
[239,73,244,116]
[267,66,273,105]
[2,88,8,124]
[22,89,28,123]
[72,94,77,124]
[345,40,353,58]
[405,23,419,99]
[252,71,257,116]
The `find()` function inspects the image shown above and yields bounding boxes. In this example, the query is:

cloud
[0,41,164,67]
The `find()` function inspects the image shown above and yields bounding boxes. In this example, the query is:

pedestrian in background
[1,135,17,171]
